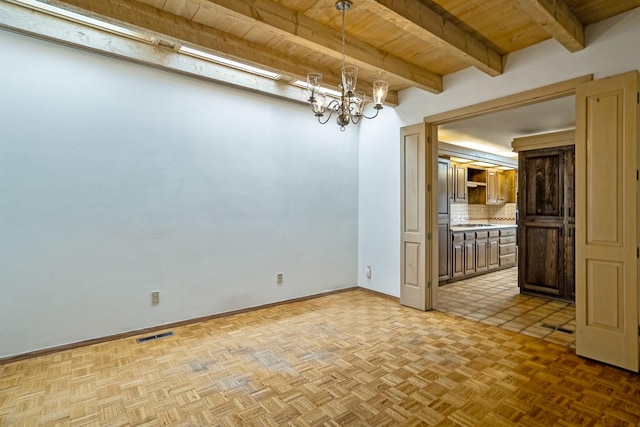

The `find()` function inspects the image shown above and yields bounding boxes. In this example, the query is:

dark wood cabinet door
[438,223,450,281]
[519,222,563,297]
[464,240,476,275]
[453,165,467,202]
[437,158,450,216]
[452,235,464,278]
[476,239,488,272]
[488,238,500,269]
[520,150,562,218]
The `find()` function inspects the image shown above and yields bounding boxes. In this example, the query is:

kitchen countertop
[450,224,517,232]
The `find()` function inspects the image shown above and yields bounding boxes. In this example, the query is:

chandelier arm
[361,107,382,120]
[317,109,334,125]
[326,98,341,111]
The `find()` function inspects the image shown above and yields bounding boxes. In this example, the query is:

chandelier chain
[340,6,346,70]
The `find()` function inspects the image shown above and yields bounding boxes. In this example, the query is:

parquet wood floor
[2,289,639,426]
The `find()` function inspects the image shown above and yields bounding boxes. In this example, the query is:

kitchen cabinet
[467,167,487,204]
[488,230,500,269]
[444,226,516,284]
[475,231,488,273]
[486,170,498,204]
[451,232,464,279]
[499,228,517,266]
[437,158,451,281]
[464,232,476,275]
[452,163,467,203]
[517,145,575,301]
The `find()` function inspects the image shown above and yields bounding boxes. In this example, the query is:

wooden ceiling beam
[366,0,503,77]
[513,0,585,52]
[190,0,443,93]
[50,0,398,105]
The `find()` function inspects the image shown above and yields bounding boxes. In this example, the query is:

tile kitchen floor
[438,267,576,350]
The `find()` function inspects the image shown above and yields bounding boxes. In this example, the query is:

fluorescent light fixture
[180,46,280,79]
[496,166,515,170]
[8,0,156,43]
[293,80,342,99]
[468,161,498,168]
[449,156,474,164]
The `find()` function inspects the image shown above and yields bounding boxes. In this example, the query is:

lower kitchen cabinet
[499,228,517,266]
[443,227,517,284]
[488,231,500,269]
[452,232,464,279]
[475,231,489,273]
[464,232,476,276]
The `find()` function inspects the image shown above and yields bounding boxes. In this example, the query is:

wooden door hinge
[427,281,432,289]
[427,135,432,143]
[428,233,432,240]
[637,247,639,258]
[428,184,432,192]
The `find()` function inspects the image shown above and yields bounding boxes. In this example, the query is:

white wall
[357,8,640,297]
[0,30,359,358]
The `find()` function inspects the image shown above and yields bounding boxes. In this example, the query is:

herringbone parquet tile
[1,289,639,426]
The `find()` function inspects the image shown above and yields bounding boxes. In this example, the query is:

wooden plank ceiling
[49,0,640,101]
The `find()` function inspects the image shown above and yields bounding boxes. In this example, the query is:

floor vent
[541,323,574,334]
[136,331,174,343]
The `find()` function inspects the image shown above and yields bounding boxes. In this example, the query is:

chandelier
[306,0,389,131]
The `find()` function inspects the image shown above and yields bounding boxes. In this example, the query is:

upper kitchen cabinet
[451,163,467,203]
[439,142,518,206]
[487,169,517,205]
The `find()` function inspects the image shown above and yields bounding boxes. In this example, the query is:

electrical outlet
[365,265,372,279]
[277,273,283,284]
[151,291,160,305]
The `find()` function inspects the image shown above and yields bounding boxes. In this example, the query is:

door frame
[421,75,593,309]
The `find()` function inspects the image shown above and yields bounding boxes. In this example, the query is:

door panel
[521,222,563,296]
[400,124,430,310]
[575,71,639,372]
[521,150,562,218]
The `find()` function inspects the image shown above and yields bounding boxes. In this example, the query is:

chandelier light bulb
[373,80,389,107]
[341,65,358,96]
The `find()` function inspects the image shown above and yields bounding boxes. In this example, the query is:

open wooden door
[400,123,434,310]
[575,71,639,372]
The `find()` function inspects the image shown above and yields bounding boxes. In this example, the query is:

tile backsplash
[451,203,517,225]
